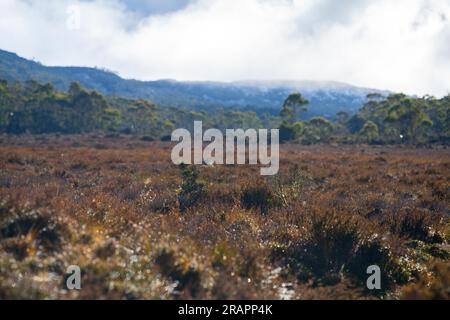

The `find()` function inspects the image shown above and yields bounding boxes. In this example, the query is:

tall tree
[359,121,379,143]
[280,92,309,122]
[385,98,432,143]
[302,117,334,143]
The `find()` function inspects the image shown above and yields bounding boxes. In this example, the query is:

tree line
[0,79,273,137]
[279,92,449,144]
[0,78,448,144]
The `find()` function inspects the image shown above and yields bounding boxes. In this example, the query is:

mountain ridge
[0,49,388,118]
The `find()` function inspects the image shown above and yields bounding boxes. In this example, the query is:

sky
[0,0,449,96]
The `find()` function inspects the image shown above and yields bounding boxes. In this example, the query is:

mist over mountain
[0,49,387,118]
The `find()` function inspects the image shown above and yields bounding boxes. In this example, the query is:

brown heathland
[0,134,449,299]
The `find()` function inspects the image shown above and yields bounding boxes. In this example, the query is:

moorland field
[0,134,449,299]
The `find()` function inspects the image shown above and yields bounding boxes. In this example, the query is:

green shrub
[347,236,409,293]
[278,212,409,291]
[282,212,361,284]
[178,165,207,212]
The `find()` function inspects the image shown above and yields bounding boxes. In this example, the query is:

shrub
[140,135,155,142]
[268,164,303,207]
[406,240,450,260]
[240,183,277,215]
[160,135,172,142]
[281,212,361,284]
[178,165,207,212]
[389,210,441,243]
[277,212,409,291]
[401,262,450,300]
[347,236,409,292]
[154,248,202,298]
[0,209,67,255]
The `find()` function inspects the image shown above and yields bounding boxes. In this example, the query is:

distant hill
[0,49,388,118]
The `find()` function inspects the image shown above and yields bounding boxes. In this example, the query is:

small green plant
[178,164,207,212]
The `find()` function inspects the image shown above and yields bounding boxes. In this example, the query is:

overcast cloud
[0,0,449,96]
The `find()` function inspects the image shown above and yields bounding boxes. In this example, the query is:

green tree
[69,82,83,96]
[279,122,296,143]
[280,92,309,122]
[385,98,433,143]
[359,121,379,143]
[302,117,334,144]
[124,99,157,134]
[69,88,109,133]
[347,115,366,134]
[336,111,350,125]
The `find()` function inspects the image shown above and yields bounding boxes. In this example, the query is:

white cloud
[0,0,449,96]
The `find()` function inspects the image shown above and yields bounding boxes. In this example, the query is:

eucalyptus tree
[385,98,432,143]
[280,92,309,122]
[359,121,379,143]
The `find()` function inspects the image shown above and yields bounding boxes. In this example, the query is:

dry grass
[0,134,449,300]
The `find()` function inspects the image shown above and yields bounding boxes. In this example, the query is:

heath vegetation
[0,135,448,299]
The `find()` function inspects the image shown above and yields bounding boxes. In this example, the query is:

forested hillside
[0,49,384,118]
[0,79,274,137]
[0,78,448,144]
